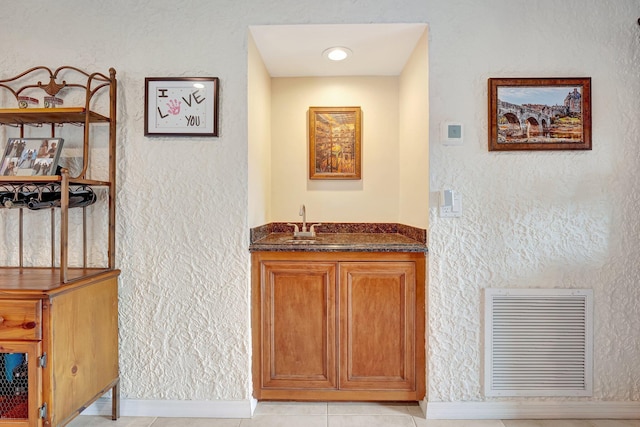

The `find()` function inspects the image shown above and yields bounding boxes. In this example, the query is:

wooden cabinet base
[252,251,426,402]
[0,268,120,426]
[256,389,422,401]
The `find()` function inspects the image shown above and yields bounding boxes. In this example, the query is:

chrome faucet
[300,204,307,232]
[287,204,321,238]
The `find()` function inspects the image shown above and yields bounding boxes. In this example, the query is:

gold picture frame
[308,106,361,180]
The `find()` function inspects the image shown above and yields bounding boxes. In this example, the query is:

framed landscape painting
[488,78,591,151]
[308,106,362,180]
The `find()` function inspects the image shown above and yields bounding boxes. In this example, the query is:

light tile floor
[68,402,640,427]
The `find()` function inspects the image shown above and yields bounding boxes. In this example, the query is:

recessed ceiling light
[322,47,352,62]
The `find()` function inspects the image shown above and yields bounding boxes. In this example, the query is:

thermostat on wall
[441,122,464,145]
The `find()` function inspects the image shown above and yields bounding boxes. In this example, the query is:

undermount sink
[283,237,322,244]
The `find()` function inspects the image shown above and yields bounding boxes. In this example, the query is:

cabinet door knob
[0,316,5,324]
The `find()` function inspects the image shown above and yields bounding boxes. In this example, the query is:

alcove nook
[247,23,429,230]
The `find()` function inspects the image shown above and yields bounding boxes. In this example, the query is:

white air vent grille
[484,289,593,397]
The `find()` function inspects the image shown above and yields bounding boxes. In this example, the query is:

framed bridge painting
[488,78,591,151]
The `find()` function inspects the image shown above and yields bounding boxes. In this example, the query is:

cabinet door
[45,275,119,426]
[260,261,337,390]
[339,262,416,391]
[0,341,42,427]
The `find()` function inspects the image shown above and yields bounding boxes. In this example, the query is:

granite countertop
[249,223,428,253]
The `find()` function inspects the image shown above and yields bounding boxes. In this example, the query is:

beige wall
[264,29,428,226]
[270,76,401,223]
[248,34,272,227]
[399,29,429,229]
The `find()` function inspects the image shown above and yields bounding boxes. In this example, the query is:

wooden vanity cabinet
[252,251,426,401]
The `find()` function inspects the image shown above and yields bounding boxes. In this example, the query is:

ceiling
[249,23,427,77]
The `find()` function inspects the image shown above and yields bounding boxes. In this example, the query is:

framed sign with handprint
[144,77,219,136]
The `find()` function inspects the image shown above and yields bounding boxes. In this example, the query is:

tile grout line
[326,402,329,427]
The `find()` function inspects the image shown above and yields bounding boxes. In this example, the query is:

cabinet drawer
[0,300,41,340]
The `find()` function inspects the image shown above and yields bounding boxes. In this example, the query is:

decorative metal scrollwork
[37,76,67,97]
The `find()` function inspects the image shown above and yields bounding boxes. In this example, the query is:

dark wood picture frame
[308,106,362,180]
[488,77,591,151]
[144,77,219,137]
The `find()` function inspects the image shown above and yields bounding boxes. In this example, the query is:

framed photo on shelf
[308,106,362,180]
[144,77,219,137]
[0,138,64,176]
[488,77,591,151]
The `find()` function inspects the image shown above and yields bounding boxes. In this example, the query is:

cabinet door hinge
[38,353,47,368]
[39,403,47,419]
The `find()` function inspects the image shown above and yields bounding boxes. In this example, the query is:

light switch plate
[441,122,464,145]
[439,189,462,217]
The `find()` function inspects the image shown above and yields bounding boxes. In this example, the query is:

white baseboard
[81,398,256,418]
[81,398,640,420]
[425,401,640,419]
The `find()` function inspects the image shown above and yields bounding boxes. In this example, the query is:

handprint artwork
[153,86,207,130]
[167,99,181,115]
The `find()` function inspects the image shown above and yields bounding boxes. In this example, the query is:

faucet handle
[286,223,300,233]
[309,223,322,233]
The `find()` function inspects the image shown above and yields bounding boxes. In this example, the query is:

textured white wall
[0,0,429,402]
[427,0,640,402]
[0,0,637,407]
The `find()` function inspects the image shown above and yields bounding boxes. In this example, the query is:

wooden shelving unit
[0,66,117,283]
[0,66,120,426]
[0,108,110,125]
